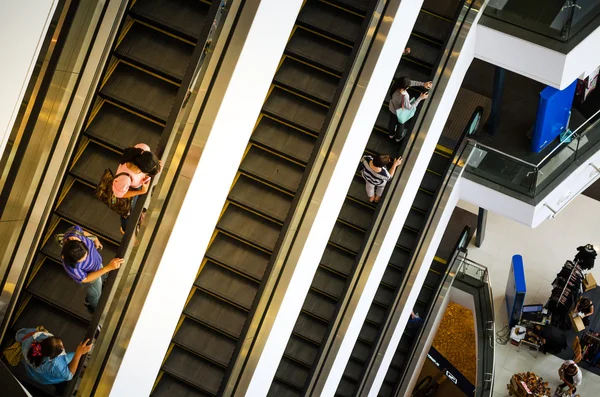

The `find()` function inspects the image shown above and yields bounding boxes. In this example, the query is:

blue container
[505,254,526,327]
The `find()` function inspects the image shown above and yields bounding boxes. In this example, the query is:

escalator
[268,1,463,396]
[151,1,378,395]
[0,0,213,394]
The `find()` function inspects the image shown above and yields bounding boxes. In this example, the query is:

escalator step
[311,266,347,299]
[420,171,442,194]
[70,142,121,186]
[373,283,394,307]
[384,363,401,384]
[275,57,339,105]
[195,261,258,310]
[205,233,270,281]
[397,229,417,251]
[366,303,386,326]
[414,10,453,43]
[152,373,211,397]
[378,380,394,397]
[406,35,440,68]
[129,0,210,42]
[391,349,407,368]
[298,0,363,45]
[275,356,309,390]
[413,301,427,316]
[336,376,358,397]
[374,106,390,132]
[394,58,431,83]
[302,289,337,322]
[351,339,371,363]
[347,175,373,207]
[404,209,427,232]
[397,335,413,353]
[320,244,356,277]
[382,265,403,288]
[389,246,410,270]
[217,204,281,252]
[85,101,162,150]
[12,298,88,351]
[329,221,365,254]
[366,129,392,155]
[338,198,374,231]
[424,270,443,289]
[293,312,327,344]
[229,175,293,223]
[115,21,194,83]
[286,27,351,75]
[55,181,122,242]
[343,358,363,381]
[358,321,378,344]
[430,258,447,274]
[268,380,302,397]
[423,0,461,22]
[263,87,328,135]
[284,334,319,367]
[418,285,435,305]
[172,317,235,367]
[251,116,316,165]
[428,151,450,175]
[100,62,178,123]
[240,145,305,194]
[412,190,434,213]
[162,345,224,396]
[330,0,370,14]
[26,260,91,321]
[184,290,246,339]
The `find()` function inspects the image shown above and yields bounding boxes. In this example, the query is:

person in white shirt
[558,360,582,395]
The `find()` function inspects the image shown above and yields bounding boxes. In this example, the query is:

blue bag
[396,98,417,124]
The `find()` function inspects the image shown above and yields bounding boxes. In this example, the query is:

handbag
[54,226,98,247]
[95,169,133,217]
[3,326,49,366]
[396,98,417,124]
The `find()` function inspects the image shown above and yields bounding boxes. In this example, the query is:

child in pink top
[113,143,161,234]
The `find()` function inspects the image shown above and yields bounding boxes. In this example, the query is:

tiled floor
[458,195,600,397]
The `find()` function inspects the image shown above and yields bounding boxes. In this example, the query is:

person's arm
[119,182,149,199]
[587,304,594,317]
[401,92,428,111]
[81,258,123,283]
[67,340,93,375]
[410,80,433,89]
[388,158,402,177]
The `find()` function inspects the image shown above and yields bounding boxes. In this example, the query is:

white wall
[475,23,600,89]
[0,1,58,160]
[108,1,304,396]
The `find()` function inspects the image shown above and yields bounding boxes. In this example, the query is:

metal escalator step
[205,233,270,281]
[428,151,450,175]
[229,175,292,224]
[298,0,364,46]
[397,229,418,251]
[70,142,121,186]
[217,204,280,252]
[329,0,370,14]
[56,181,122,242]
[389,246,410,270]
[351,339,371,363]
[358,321,378,344]
[240,145,305,194]
[286,27,351,75]
[424,269,443,289]
[85,102,162,150]
[413,300,427,316]
[162,345,224,396]
[195,261,258,310]
[430,259,447,274]
[252,116,316,165]
[406,35,441,68]
[115,22,194,83]
[183,290,246,339]
[336,376,357,397]
[420,171,442,194]
[275,57,340,105]
[12,298,88,350]
[152,373,211,397]
[413,190,434,213]
[378,379,395,397]
[311,266,347,299]
[374,106,390,132]
[284,334,319,367]
[172,317,235,367]
[366,129,393,155]
[129,0,210,42]
[373,283,394,307]
[293,312,327,344]
[418,285,435,305]
[423,0,461,22]
[394,58,431,83]
[320,244,356,277]
[366,303,386,326]
[385,363,401,384]
[404,209,427,232]
[100,62,178,123]
[348,175,373,207]
[397,335,413,353]
[382,265,403,288]
[344,358,363,381]
[263,87,328,135]
[302,289,337,322]
[338,198,374,231]
[414,10,453,43]
[329,221,365,254]
[26,260,92,321]
[274,356,309,390]
[268,380,302,397]
[391,349,408,368]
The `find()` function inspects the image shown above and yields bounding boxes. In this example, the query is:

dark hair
[580,297,592,308]
[373,154,392,168]
[391,76,412,94]
[27,337,63,367]
[61,240,87,268]
[565,364,578,376]
[120,147,160,177]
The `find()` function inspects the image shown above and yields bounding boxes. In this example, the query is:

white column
[0,1,58,160]
[107,1,304,396]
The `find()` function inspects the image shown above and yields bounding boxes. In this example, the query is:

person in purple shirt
[60,226,123,312]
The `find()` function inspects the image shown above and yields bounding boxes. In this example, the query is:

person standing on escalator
[360,154,402,203]
[388,75,432,143]
[112,143,161,235]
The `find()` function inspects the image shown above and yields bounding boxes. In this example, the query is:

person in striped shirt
[60,226,123,313]
[361,154,402,203]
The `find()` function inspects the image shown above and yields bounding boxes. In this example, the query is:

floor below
[457,196,600,397]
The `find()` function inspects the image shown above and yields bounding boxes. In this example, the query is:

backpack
[54,226,97,247]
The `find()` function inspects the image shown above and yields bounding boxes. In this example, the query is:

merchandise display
[575,244,597,271]
[580,332,600,367]
[547,261,583,330]
[507,372,550,397]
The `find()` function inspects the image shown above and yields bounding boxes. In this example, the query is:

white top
[563,360,583,386]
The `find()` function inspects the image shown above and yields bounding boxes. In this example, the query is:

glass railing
[484,0,600,42]
[465,108,600,198]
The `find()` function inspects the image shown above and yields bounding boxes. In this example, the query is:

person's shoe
[84,299,96,314]
[395,137,403,143]
[389,134,395,139]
